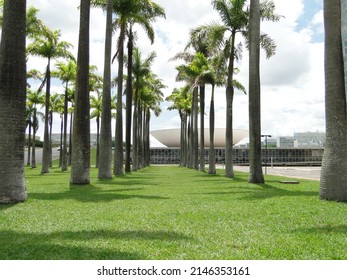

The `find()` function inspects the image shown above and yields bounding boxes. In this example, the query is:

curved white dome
[151,128,248,148]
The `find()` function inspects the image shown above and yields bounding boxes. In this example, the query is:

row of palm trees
[23,0,165,181]
[166,0,280,182]
[1,0,346,203]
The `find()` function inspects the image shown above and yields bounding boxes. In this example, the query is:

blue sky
[26,0,326,146]
[296,0,324,42]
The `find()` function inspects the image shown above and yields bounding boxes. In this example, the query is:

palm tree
[0,0,27,203]
[70,0,91,185]
[26,89,45,169]
[90,92,103,168]
[53,59,77,171]
[166,86,192,167]
[98,0,113,179]
[248,0,263,183]
[109,0,165,175]
[320,0,347,202]
[132,48,157,171]
[140,73,165,166]
[186,27,216,172]
[27,28,73,174]
[49,93,64,166]
[210,0,279,178]
[26,6,49,39]
[175,58,204,170]
[1,4,46,38]
[25,105,33,166]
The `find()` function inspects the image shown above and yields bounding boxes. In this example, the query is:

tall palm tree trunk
[138,103,144,169]
[98,0,113,179]
[199,85,205,171]
[132,95,139,171]
[31,108,37,168]
[41,62,51,174]
[49,112,53,167]
[95,116,100,168]
[70,0,91,185]
[68,111,73,166]
[59,115,63,167]
[225,31,236,178]
[208,85,216,174]
[27,120,32,166]
[187,113,193,168]
[144,109,151,167]
[114,22,125,175]
[193,87,199,170]
[320,0,347,201]
[0,0,27,203]
[183,115,188,166]
[62,82,69,171]
[248,0,264,183]
[125,26,134,173]
[179,112,185,166]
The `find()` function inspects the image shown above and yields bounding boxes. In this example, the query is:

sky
[26,0,325,146]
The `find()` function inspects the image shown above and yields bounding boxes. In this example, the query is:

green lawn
[0,164,346,260]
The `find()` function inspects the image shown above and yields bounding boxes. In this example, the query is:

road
[24,148,61,164]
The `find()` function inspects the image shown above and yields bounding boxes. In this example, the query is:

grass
[0,163,346,260]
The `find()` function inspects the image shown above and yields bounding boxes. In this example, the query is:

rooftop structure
[150,128,248,148]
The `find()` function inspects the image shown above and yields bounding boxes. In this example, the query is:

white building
[277,136,295,148]
[294,132,325,148]
[51,133,99,146]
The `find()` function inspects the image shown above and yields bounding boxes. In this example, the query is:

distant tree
[53,59,77,171]
[166,86,192,167]
[26,88,44,169]
[27,28,73,174]
[0,0,27,203]
[90,92,102,168]
[49,93,64,166]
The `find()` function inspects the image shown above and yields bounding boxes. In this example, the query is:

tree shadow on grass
[0,229,191,260]
[29,184,170,203]
[201,183,318,200]
[292,224,347,235]
[98,177,159,187]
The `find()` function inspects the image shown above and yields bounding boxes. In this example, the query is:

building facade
[277,136,295,148]
[294,132,325,148]
[150,148,324,166]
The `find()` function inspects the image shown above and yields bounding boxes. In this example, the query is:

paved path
[233,165,321,181]
[24,148,60,164]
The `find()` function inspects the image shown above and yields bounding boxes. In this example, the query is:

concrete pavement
[233,165,321,181]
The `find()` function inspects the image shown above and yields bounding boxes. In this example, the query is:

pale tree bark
[125,27,134,173]
[41,60,51,174]
[0,0,27,203]
[248,0,264,184]
[193,87,199,170]
[320,0,347,202]
[98,0,113,179]
[208,85,216,174]
[225,31,236,178]
[70,0,91,185]
[199,85,205,171]
[114,22,125,175]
